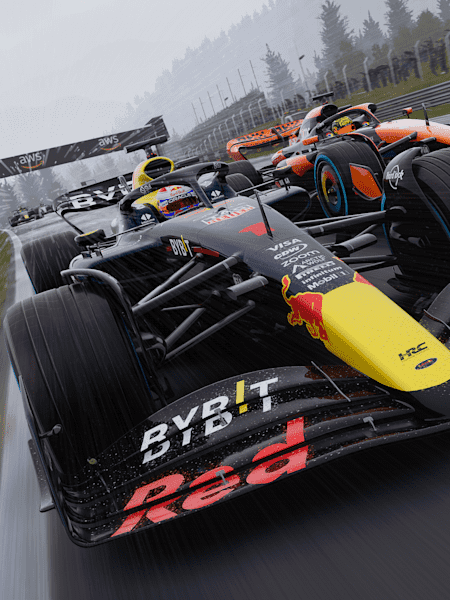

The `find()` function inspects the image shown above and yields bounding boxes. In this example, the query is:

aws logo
[19,152,45,169]
[98,135,121,151]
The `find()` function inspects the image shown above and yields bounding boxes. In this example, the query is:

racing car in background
[271,100,450,200]
[270,99,450,166]
[227,95,450,219]
[226,119,303,162]
[5,137,450,546]
[38,202,54,215]
[8,205,43,227]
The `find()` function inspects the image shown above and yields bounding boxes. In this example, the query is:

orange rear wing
[227,121,303,161]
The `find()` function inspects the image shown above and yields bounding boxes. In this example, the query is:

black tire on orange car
[21,230,81,293]
[314,139,384,217]
[4,283,156,474]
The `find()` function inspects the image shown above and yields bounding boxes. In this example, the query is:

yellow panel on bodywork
[322,281,450,391]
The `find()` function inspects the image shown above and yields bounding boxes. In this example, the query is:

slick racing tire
[226,173,254,197]
[314,140,383,217]
[4,283,155,474]
[227,160,263,187]
[21,230,81,293]
[386,147,450,285]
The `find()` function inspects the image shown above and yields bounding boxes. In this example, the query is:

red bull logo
[281,275,328,342]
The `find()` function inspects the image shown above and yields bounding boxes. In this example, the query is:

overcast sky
[0,0,438,158]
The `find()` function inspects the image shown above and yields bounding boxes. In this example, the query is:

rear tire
[314,139,383,217]
[4,284,156,474]
[21,230,81,293]
[227,161,263,187]
[226,173,254,196]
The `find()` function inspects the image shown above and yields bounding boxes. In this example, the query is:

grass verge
[0,232,14,472]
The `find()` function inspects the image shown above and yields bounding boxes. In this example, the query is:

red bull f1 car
[8,206,43,227]
[5,141,450,546]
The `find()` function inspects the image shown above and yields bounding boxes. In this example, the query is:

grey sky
[0,0,438,157]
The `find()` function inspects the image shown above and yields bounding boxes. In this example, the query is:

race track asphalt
[2,197,450,600]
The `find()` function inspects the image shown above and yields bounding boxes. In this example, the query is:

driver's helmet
[155,185,200,219]
[331,115,355,135]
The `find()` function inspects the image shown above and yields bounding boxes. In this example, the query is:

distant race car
[38,202,53,215]
[226,120,303,162]
[6,144,450,546]
[8,206,42,227]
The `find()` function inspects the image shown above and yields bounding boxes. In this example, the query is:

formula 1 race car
[5,146,450,547]
[22,143,309,294]
[51,133,302,228]
[8,206,43,227]
[271,102,450,202]
[272,100,450,165]
[38,202,54,215]
[226,98,450,212]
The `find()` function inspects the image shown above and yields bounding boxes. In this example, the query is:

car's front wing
[25,365,450,546]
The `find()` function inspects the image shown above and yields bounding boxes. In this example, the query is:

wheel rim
[315,159,348,217]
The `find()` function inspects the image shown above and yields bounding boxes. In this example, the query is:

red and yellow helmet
[155,185,201,219]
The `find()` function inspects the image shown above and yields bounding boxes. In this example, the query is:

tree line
[312,0,450,99]
[113,0,450,137]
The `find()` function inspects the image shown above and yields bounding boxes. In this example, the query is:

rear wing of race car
[124,135,168,155]
[227,120,303,162]
[53,173,134,214]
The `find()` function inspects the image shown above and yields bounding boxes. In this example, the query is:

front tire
[4,284,157,474]
[386,147,450,285]
[314,140,383,217]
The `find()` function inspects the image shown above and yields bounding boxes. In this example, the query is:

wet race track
[2,202,450,599]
